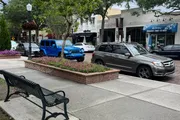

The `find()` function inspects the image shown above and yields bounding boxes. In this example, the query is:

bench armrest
[44,90,66,97]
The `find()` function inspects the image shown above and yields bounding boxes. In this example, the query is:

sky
[2,0,8,3]
[112,1,171,12]
[112,1,138,10]
[1,0,8,4]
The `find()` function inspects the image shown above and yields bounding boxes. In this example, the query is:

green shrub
[0,15,11,50]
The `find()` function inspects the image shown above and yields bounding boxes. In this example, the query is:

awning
[143,23,178,32]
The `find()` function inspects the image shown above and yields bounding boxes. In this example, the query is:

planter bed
[25,60,120,84]
[0,54,21,59]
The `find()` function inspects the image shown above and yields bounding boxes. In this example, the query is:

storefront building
[74,8,121,45]
[97,14,121,43]
[143,23,178,50]
[121,8,180,50]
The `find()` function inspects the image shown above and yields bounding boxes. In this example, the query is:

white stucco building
[73,8,121,45]
[121,8,180,50]
[74,7,180,50]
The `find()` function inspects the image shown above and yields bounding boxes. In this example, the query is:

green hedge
[0,15,11,50]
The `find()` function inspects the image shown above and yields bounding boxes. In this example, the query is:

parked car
[40,39,85,62]
[74,42,95,52]
[16,43,40,56]
[11,41,18,50]
[151,44,180,59]
[91,42,175,79]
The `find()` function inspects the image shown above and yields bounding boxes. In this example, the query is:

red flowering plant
[31,57,110,73]
[22,20,38,30]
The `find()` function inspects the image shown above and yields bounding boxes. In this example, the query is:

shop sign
[143,23,178,33]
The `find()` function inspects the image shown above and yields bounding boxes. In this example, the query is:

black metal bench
[0,70,69,120]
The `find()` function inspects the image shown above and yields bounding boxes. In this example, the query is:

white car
[74,42,95,52]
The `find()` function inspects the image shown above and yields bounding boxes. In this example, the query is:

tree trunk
[55,33,58,39]
[100,15,105,43]
[61,22,71,58]
[17,33,20,41]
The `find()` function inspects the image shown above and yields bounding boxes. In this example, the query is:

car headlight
[152,62,163,67]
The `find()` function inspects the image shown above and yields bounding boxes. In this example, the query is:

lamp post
[26,3,32,60]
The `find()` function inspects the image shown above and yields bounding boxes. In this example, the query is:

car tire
[137,65,152,79]
[95,59,104,65]
[58,52,67,58]
[40,51,45,57]
[77,57,84,62]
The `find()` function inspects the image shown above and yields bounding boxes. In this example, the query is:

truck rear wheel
[77,57,84,62]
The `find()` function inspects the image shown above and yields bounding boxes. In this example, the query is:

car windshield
[84,43,91,45]
[56,40,73,46]
[127,44,148,55]
[23,43,39,48]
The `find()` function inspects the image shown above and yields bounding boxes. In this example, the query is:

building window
[100,28,115,42]
[150,33,175,50]
[126,27,146,46]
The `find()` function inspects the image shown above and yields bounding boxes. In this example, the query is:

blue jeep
[40,39,85,62]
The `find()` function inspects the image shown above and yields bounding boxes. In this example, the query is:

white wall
[75,15,99,33]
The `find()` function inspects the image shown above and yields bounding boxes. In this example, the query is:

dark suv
[91,42,175,79]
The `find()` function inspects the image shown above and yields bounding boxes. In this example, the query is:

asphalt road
[85,53,180,85]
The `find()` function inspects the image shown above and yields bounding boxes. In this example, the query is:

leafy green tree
[3,0,27,40]
[40,0,101,58]
[0,15,11,50]
[3,0,46,43]
[46,16,66,39]
[0,0,6,6]
[136,0,180,16]
[40,1,67,39]
[94,0,132,43]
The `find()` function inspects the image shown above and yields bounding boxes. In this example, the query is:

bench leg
[44,102,69,120]
[4,85,10,102]
[42,103,46,120]
[64,102,69,120]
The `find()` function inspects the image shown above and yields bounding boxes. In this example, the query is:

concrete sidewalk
[1,58,180,120]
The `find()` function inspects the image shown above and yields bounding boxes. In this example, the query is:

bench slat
[41,87,69,107]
